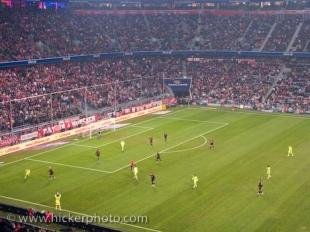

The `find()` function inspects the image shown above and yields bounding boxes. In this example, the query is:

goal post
[80,120,115,139]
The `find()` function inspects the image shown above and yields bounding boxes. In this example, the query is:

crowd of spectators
[1,57,308,135]
[263,16,303,51]
[0,10,309,62]
[237,16,275,51]
[267,63,309,113]
[0,58,164,131]
[292,19,310,52]
[191,59,281,107]
[0,217,51,232]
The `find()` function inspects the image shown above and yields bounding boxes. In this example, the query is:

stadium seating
[268,64,310,113]
[0,11,309,62]
[0,58,309,135]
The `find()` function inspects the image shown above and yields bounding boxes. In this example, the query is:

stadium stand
[0,10,309,62]
[0,58,309,135]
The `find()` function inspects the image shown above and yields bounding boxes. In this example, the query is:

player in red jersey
[149,137,153,146]
[150,173,156,187]
[130,160,136,171]
[209,138,215,149]
[164,133,168,143]
[96,148,101,160]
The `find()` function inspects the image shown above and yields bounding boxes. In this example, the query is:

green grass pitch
[0,106,309,232]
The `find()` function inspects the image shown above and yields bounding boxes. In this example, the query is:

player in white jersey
[192,174,199,189]
[121,140,126,152]
[133,166,138,181]
[266,165,271,179]
[288,145,294,157]
[25,169,31,180]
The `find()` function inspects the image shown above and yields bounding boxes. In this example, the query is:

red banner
[0,135,19,148]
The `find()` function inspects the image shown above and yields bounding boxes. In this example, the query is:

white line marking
[130,125,154,129]
[96,128,154,149]
[0,107,187,168]
[0,195,162,232]
[159,116,225,124]
[25,158,113,174]
[188,106,310,119]
[1,108,228,176]
[111,123,228,173]
[71,127,154,150]
[23,127,155,174]
[161,135,208,154]
[24,126,222,175]
[71,144,98,149]
[0,124,154,168]
[118,222,162,232]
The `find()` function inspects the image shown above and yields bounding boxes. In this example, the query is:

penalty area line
[71,127,154,150]
[25,158,113,174]
[187,106,310,119]
[0,107,186,168]
[0,127,154,168]
[96,127,154,149]
[71,144,98,149]
[158,116,226,125]
[111,123,228,173]
[0,195,162,232]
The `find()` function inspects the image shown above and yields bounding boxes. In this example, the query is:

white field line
[2,125,146,167]
[26,127,155,173]
[71,144,98,149]
[25,158,113,174]
[0,108,187,168]
[71,127,154,149]
[111,122,229,173]
[25,133,207,173]
[159,116,225,124]
[97,128,153,148]
[161,135,208,154]
[0,194,162,232]
[130,125,154,129]
[25,118,227,174]
[188,106,310,119]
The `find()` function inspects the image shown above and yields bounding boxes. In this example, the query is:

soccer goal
[80,117,117,139]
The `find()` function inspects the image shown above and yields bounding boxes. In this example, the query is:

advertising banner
[0,102,163,156]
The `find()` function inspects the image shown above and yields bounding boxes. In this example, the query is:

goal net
[80,118,116,139]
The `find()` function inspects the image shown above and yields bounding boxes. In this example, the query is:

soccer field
[0,107,309,232]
